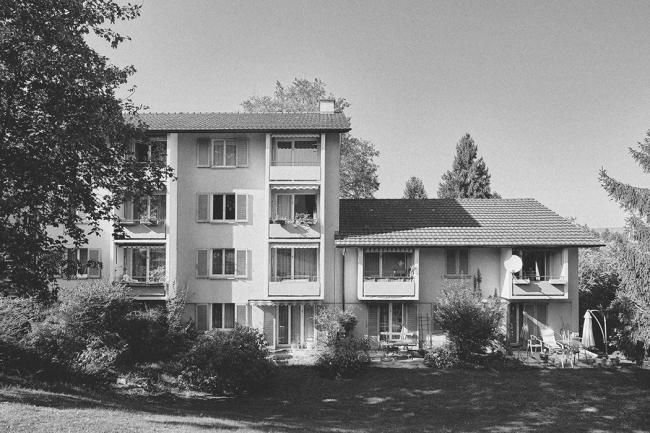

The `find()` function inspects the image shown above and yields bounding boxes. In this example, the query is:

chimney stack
[319,99,335,113]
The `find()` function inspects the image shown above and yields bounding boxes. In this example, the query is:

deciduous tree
[403,176,428,199]
[241,78,379,198]
[0,0,173,300]
[438,134,499,199]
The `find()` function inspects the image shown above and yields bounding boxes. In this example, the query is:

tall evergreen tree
[403,176,428,199]
[437,134,499,199]
[242,78,379,199]
[600,130,650,357]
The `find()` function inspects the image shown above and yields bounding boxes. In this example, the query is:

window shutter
[263,307,275,346]
[406,304,418,335]
[236,142,248,167]
[236,304,248,326]
[235,249,247,278]
[459,249,469,275]
[88,249,101,278]
[196,249,209,278]
[196,137,211,167]
[196,305,208,331]
[367,305,378,342]
[197,194,210,222]
[236,194,248,221]
[122,200,134,221]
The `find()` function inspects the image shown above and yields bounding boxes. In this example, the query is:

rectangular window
[271,139,319,166]
[211,249,236,277]
[122,246,166,284]
[198,139,248,168]
[363,251,413,280]
[377,303,406,342]
[122,192,166,224]
[271,247,318,282]
[63,248,102,279]
[203,194,245,222]
[515,249,556,281]
[196,248,248,279]
[212,303,235,329]
[135,138,166,163]
[273,194,318,221]
[445,248,469,276]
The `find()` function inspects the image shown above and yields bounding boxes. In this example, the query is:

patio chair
[540,327,568,367]
[527,335,543,357]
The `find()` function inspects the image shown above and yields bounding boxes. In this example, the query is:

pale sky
[96,0,650,228]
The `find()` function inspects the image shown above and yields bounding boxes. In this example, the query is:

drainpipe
[341,248,346,311]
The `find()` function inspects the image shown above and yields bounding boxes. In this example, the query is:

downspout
[341,248,346,311]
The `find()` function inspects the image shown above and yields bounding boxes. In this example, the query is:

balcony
[268,279,320,297]
[511,277,567,298]
[270,163,320,181]
[269,220,320,238]
[361,277,417,299]
[126,282,166,298]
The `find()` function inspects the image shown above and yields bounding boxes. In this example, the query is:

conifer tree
[437,134,499,199]
[600,130,650,357]
[403,176,428,199]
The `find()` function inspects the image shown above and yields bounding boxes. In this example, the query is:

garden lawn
[1,366,650,433]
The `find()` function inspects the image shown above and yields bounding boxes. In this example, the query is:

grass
[2,366,650,432]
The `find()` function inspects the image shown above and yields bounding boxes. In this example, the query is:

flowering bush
[424,343,460,369]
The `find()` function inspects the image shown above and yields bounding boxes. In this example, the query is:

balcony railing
[270,160,320,166]
[511,277,567,297]
[268,277,320,297]
[361,276,416,299]
[269,163,320,181]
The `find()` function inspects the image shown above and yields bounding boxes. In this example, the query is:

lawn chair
[527,335,543,358]
[540,327,568,367]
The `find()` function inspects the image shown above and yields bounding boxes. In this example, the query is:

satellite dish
[505,255,523,273]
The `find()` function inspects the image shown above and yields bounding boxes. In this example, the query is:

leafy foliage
[438,134,499,199]
[434,280,504,359]
[424,343,460,369]
[241,78,380,198]
[403,176,428,199]
[600,130,650,357]
[179,325,274,395]
[314,307,370,378]
[0,0,174,301]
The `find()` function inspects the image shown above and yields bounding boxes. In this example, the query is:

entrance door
[378,303,405,341]
[277,305,315,348]
[508,303,548,344]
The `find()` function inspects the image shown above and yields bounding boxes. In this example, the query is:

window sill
[208,275,243,280]
[513,278,530,285]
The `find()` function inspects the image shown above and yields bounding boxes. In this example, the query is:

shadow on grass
[2,366,650,432]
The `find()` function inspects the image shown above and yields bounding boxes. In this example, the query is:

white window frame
[210,248,237,278]
[196,139,248,168]
[445,248,470,277]
[276,304,315,347]
[212,139,237,168]
[64,248,101,279]
[121,191,166,223]
[201,193,247,223]
[271,247,319,282]
[271,138,320,166]
[377,302,406,342]
[212,303,236,330]
[363,251,413,280]
[274,193,318,221]
[135,137,167,162]
[123,246,166,284]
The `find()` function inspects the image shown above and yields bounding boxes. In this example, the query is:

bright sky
[97,0,650,228]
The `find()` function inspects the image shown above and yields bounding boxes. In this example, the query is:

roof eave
[144,127,351,134]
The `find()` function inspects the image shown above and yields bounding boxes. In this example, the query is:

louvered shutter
[235,249,247,278]
[197,194,210,222]
[197,137,211,167]
[196,305,208,331]
[367,305,378,342]
[406,303,418,335]
[122,200,134,221]
[236,304,248,326]
[263,307,275,347]
[236,142,248,167]
[236,194,248,221]
[88,249,102,278]
[196,249,209,278]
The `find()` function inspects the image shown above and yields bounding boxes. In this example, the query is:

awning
[365,247,414,253]
[271,185,320,191]
[248,299,323,306]
[114,239,166,247]
[271,243,319,249]
[271,134,320,139]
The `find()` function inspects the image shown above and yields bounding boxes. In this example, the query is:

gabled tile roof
[336,198,604,247]
[137,112,350,132]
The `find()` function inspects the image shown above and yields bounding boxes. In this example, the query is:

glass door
[278,305,289,345]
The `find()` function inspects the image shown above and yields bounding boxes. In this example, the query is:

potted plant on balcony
[290,212,317,228]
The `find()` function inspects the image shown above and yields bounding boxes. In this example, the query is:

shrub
[424,343,460,369]
[434,280,504,360]
[179,325,274,395]
[314,307,369,378]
